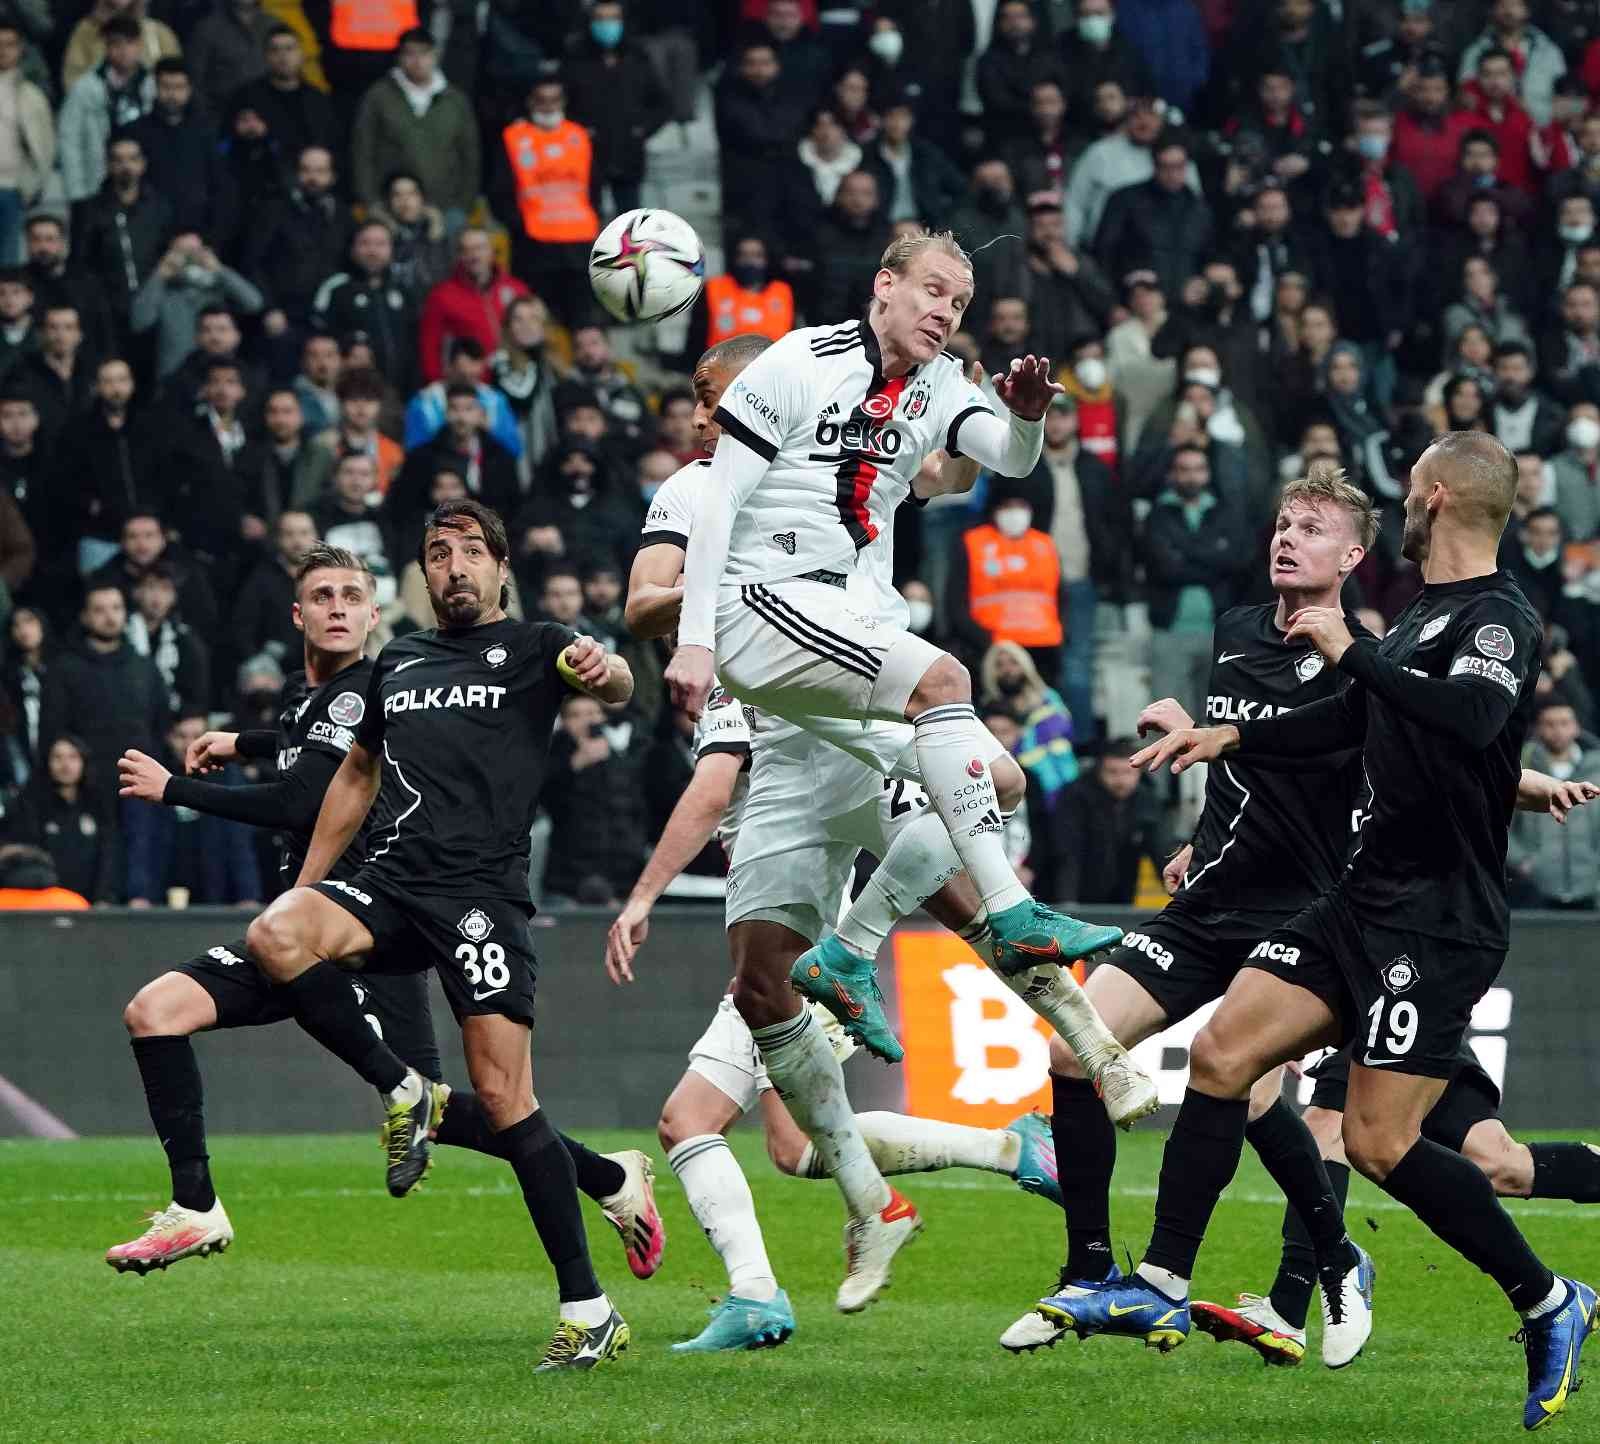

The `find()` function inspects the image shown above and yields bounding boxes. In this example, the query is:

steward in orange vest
[330,0,419,50]
[703,272,794,346]
[954,495,1064,676]
[502,114,600,244]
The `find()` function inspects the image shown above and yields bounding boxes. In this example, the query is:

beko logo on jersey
[813,412,903,457]
[1206,697,1293,722]
[384,684,508,716]
[1450,654,1520,694]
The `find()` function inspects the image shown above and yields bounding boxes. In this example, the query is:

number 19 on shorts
[456,941,510,998]
[1365,995,1418,1059]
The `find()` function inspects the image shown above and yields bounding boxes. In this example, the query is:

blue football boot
[989,900,1123,978]
[1006,1112,1062,1209]
[1520,1277,1596,1431]
[790,935,902,1063]
[671,1290,796,1354]
[1036,1272,1190,1352]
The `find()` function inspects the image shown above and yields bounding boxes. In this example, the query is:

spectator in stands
[58,14,156,205]
[1060,337,1122,479]
[654,389,700,465]
[568,324,651,457]
[404,337,521,457]
[1435,130,1533,234]
[261,387,332,513]
[417,226,528,385]
[1354,0,1438,101]
[1392,58,1473,207]
[164,358,269,564]
[58,359,163,563]
[1460,47,1536,196]
[1493,340,1567,457]
[1458,0,1567,127]
[14,302,93,447]
[1001,79,1076,199]
[635,448,680,507]
[1095,133,1214,302]
[1347,100,1425,245]
[311,452,393,606]
[165,302,266,413]
[1107,269,1177,449]
[1539,282,1600,406]
[231,506,315,667]
[2,603,46,775]
[61,3,178,95]
[0,265,35,374]
[1065,92,1175,247]
[370,171,450,304]
[715,40,806,242]
[1548,112,1600,211]
[393,380,520,536]
[1507,495,1565,616]
[39,581,165,799]
[322,365,402,495]
[0,393,51,572]
[947,156,1027,302]
[541,690,645,906]
[71,134,170,340]
[978,642,1079,814]
[0,461,29,597]
[865,95,965,231]
[246,144,352,336]
[1142,441,1254,723]
[564,0,669,215]
[760,0,827,107]
[25,733,120,902]
[1509,700,1600,907]
[1058,2,1152,136]
[1443,256,1532,360]
[537,562,590,632]
[291,331,340,436]
[490,295,561,482]
[686,234,795,363]
[131,233,263,381]
[24,213,114,359]
[980,295,1031,380]
[223,25,338,206]
[0,21,52,266]
[126,562,208,714]
[350,27,478,227]
[311,220,416,395]
[514,437,635,586]
[977,0,1064,146]
[828,67,877,148]
[126,58,235,244]
[124,708,262,905]
[951,489,1064,680]
[1307,178,1409,408]
[812,169,892,324]
[1553,402,1600,539]
[186,0,274,115]
[1018,193,1115,364]
[791,105,861,215]
[1049,738,1174,904]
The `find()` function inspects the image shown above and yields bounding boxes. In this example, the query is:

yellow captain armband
[556,639,602,693]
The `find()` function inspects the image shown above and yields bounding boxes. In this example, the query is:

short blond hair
[1278,460,1381,551]
[879,228,972,276]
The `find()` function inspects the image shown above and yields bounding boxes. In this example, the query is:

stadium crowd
[0,0,1598,911]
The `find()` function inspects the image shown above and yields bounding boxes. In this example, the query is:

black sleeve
[1336,632,1525,751]
[236,729,279,759]
[355,655,388,753]
[163,746,342,831]
[1234,685,1367,756]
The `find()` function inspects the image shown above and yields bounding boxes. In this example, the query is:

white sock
[666,1134,778,1302]
[1136,1263,1189,1300]
[752,1009,890,1219]
[912,703,1029,913]
[994,964,1121,1075]
[855,1111,1016,1175]
[1521,1277,1569,1320]
[385,1070,422,1108]
[558,1292,612,1327]
[835,809,964,958]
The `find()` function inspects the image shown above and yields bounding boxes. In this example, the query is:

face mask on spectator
[869,29,904,63]
[907,599,934,633]
[591,18,623,47]
[1075,356,1107,390]
[997,672,1026,695]
[976,185,1011,214]
[1078,13,1113,43]
[1185,365,1222,389]
[1356,134,1389,160]
[1472,172,1497,189]
[1207,409,1246,445]
[1568,416,1600,449]
[1560,223,1594,245]
[731,261,767,290]
[995,504,1032,538]
[532,109,563,129]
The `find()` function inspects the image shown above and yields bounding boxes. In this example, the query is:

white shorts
[716,577,943,725]
[687,995,856,1113]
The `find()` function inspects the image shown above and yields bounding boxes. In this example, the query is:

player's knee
[1186,1026,1251,1098]
[729,966,790,1030]
[1302,1105,1345,1158]
[991,753,1025,814]
[907,654,970,716]
[656,1102,694,1154]
[1342,1118,1413,1183]
[1464,1126,1531,1197]
[123,990,163,1037]
[245,909,296,979]
[1049,1032,1087,1079]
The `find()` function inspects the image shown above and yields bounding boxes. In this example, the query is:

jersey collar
[859,316,923,386]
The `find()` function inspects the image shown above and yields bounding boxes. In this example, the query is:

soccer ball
[588,208,705,324]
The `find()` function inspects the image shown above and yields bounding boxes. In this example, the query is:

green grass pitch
[4,1128,1597,1442]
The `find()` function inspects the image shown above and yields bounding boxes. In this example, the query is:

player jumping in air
[1066,432,1595,1431]
[105,545,662,1280]
[244,501,635,1372]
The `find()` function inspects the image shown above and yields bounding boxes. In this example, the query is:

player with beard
[1066,432,1596,1432]
[105,545,662,1283]
[245,499,636,1372]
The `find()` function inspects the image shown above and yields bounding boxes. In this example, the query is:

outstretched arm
[1517,768,1600,822]
[946,356,1060,477]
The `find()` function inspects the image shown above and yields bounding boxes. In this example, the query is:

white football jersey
[691,682,753,846]
[710,320,995,583]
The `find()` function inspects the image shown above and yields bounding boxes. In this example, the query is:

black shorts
[1306,1044,1502,1153]
[177,935,443,1080]
[314,872,538,1026]
[1097,901,1290,1023]
[1242,889,1506,1080]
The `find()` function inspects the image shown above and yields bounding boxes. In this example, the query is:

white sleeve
[639,467,699,547]
[678,337,810,650]
[693,685,753,759]
[939,369,1045,479]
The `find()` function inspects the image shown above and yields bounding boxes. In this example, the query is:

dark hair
[101,14,142,42]
[418,497,510,574]
[133,560,175,586]
[266,23,299,44]
[153,57,188,80]
[444,379,479,404]
[105,132,142,158]
[196,302,235,326]
[0,265,30,289]
[1493,339,1533,366]
[542,562,581,589]
[204,356,244,383]
[581,560,621,582]
[296,543,375,597]
[1524,505,1562,527]
[1099,736,1141,761]
[1478,46,1514,70]
[336,365,385,402]
[397,25,434,48]
[384,169,423,194]
[447,336,486,363]
[0,388,34,408]
[1171,441,1209,466]
[699,334,772,372]
[1461,127,1500,156]
[23,213,63,236]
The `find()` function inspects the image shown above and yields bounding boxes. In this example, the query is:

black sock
[131,1035,215,1211]
[1380,1137,1554,1310]
[1145,1089,1248,1279]
[1528,1143,1600,1203]
[1271,1161,1350,1330]
[497,1109,601,1302]
[286,962,407,1093]
[1051,1072,1116,1280]
[1248,1100,1356,1271]
[430,1091,626,1199]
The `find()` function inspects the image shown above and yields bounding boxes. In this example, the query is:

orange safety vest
[964,523,1063,648]
[703,273,795,346]
[502,119,600,244]
[329,0,419,51]
[0,886,90,910]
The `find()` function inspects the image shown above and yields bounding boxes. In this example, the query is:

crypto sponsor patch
[1450,653,1519,694]
[327,691,364,726]
[1474,624,1514,661]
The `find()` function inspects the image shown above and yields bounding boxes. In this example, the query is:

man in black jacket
[977,0,1067,146]
[223,25,340,207]
[126,59,236,249]
[310,221,417,396]
[71,135,174,345]
[24,214,115,361]
[88,510,222,648]
[1019,194,1116,363]
[863,96,967,230]
[244,144,353,335]
[38,582,168,798]
[12,303,95,447]
[1057,0,1155,138]
[230,506,316,668]
[813,170,894,320]
[57,358,164,559]
[714,40,806,244]
[163,357,270,569]
[1492,341,1569,459]
[1047,740,1175,904]
[1095,134,1215,302]
[564,1,671,215]
[388,382,520,544]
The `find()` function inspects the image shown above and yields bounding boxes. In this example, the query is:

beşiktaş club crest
[1296,652,1325,683]
[1384,955,1419,994]
[457,908,494,943]
[904,385,930,420]
[482,642,510,668]
[328,691,365,726]
[1418,613,1451,643]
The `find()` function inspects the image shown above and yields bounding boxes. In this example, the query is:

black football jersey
[1342,572,1542,947]
[276,660,374,884]
[355,617,578,903]
[1180,604,1370,915]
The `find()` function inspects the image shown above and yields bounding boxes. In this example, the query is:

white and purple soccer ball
[588,208,706,324]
